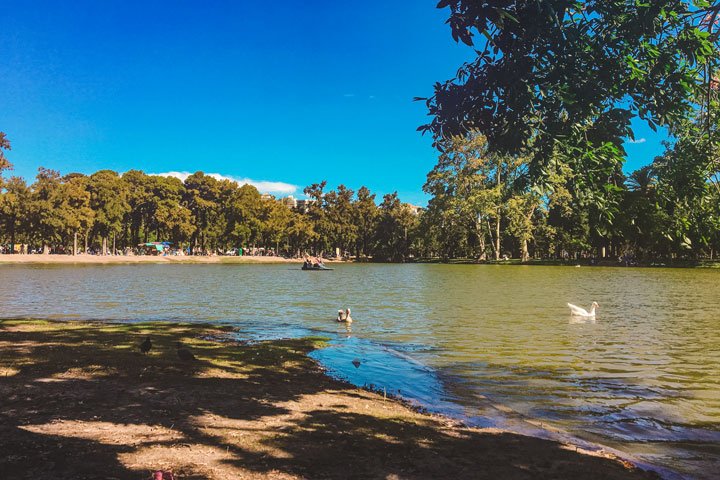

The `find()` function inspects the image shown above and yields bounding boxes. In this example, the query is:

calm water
[1,263,719,478]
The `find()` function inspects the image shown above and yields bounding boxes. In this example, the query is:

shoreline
[0,253,301,264]
[0,319,660,479]
[2,253,718,269]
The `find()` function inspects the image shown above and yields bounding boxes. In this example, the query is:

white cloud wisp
[150,171,298,195]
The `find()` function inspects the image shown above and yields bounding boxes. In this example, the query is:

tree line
[0,143,419,260]
[2,125,718,262]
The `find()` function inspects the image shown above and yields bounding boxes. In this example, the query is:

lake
[1,263,718,478]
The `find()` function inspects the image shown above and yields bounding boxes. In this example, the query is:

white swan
[567,302,599,317]
[336,308,352,323]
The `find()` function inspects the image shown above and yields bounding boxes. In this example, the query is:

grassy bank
[0,320,658,479]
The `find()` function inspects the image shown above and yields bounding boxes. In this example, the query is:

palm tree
[627,165,657,195]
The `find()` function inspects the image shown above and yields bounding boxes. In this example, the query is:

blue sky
[1,1,667,205]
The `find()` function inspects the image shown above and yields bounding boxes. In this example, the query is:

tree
[225,184,264,249]
[424,132,500,259]
[323,185,357,257]
[375,193,418,262]
[59,174,94,254]
[0,132,11,182]
[352,186,379,258]
[183,172,221,253]
[0,176,29,251]
[262,197,293,254]
[303,181,331,254]
[88,170,130,255]
[154,199,196,248]
[421,1,719,210]
[27,168,65,252]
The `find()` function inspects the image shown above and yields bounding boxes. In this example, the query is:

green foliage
[0,167,423,260]
[422,0,720,208]
[0,132,11,184]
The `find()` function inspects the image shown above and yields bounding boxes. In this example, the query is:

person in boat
[303,255,315,269]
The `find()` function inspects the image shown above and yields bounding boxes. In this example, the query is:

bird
[176,342,196,361]
[139,336,152,354]
[336,308,352,323]
[567,302,599,317]
[352,358,361,369]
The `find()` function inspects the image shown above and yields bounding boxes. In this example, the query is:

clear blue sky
[0,1,667,205]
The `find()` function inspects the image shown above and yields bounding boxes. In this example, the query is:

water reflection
[568,315,597,324]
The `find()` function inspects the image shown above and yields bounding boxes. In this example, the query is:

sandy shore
[0,254,300,264]
[0,319,659,479]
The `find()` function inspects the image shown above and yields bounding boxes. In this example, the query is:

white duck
[567,302,599,317]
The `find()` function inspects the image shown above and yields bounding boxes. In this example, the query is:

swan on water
[336,308,352,323]
[567,302,599,317]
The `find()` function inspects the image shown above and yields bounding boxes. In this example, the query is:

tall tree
[352,186,379,258]
[183,172,221,253]
[0,176,29,251]
[27,168,64,252]
[88,170,130,255]
[324,185,357,257]
[421,1,720,209]
[0,132,11,185]
[375,193,418,262]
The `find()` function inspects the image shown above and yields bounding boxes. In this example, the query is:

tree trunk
[495,160,502,261]
[521,238,529,263]
[73,231,78,256]
[476,219,487,260]
[486,219,497,260]
[9,219,15,254]
[112,234,116,256]
[102,236,107,256]
[84,232,88,254]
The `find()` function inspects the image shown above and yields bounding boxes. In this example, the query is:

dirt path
[0,320,658,479]
[0,254,298,264]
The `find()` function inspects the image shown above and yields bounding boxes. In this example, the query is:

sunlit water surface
[1,263,718,478]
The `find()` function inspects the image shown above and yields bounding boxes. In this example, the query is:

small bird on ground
[176,342,196,361]
[567,302,599,317]
[139,336,152,354]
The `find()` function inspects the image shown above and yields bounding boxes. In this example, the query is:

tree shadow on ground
[0,320,658,479]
